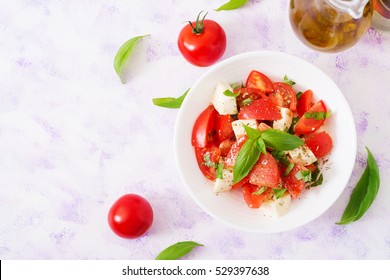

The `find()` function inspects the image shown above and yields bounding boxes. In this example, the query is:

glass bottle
[289,0,373,52]
[372,0,390,30]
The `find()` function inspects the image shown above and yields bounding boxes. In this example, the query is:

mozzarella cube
[288,144,317,166]
[262,193,291,217]
[273,107,293,132]
[232,119,258,139]
[212,168,234,193]
[211,82,238,115]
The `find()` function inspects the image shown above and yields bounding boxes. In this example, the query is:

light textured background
[0,0,389,260]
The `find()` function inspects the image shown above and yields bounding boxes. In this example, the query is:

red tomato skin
[282,164,307,198]
[195,146,221,180]
[192,105,218,148]
[272,82,297,111]
[238,98,282,120]
[242,183,270,208]
[224,136,248,169]
[297,89,314,117]
[177,19,226,67]
[294,100,327,135]
[245,70,275,93]
[305,131,333,158]
[108,194,153,239]
[216,114,235,142]
[219,139,235,157]
[248,152,281,189]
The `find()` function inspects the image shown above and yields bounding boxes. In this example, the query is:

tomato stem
[189,11,208,34]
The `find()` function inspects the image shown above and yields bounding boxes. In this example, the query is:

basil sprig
[152,89,189,109]
[283,75,296,86]
[215,0,248,11]
[114,34,149,83]
[233,126,304,183]
[337,147,380,225]
[155,241,203,260]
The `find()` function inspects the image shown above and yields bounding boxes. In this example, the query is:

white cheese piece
[262,193,292,217]
[273,107,293,132]
[231,119,258,139]
[212,167,234,193]
[211,82,238,115]
[288,144,317,166]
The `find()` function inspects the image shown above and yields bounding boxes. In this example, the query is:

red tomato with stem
[238,98,282,120]
[294,100,327,135]
[108,194,154,239]
[297,89,314,117]
[270,82,297,111]
[248,152,281,189]
[192,105,218,148]
[245,70,275,93]
[177,12,226,67]
[305,131,333,158]
[195,146,221,180]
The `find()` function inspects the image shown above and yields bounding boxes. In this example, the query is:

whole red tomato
[108,194,153,239]
[178,12,226,67]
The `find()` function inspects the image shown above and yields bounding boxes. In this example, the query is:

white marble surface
[0,0,389,259]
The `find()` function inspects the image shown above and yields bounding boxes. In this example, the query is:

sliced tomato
[282,164,307,198]
[270,82,297,111]
[191,105,218,148]
[216,114,234,142]
[294,100,327,135]
[194,146,221,180]
[232,175,249,190]
[224,136,248,168]
[219,139,235,157]
[248,152,281,189]
[245,70,275,93]
[238,98,281,120]
[305,131,333,158]
[242,183,270,209]
[236,87,267,108]
[297,89,314,117]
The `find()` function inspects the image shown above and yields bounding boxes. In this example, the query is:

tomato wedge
[238,98,281,120]
[245,70,274,93]
[282,164,307,198]
[305,131,333,158]
[294,100,327,135]
[242,183,270,209]
[297,89,314,117]
[216,114,234,142]
[224,136,248,168]
[195,146,221,180]
[191,105,218,147]
[236,87,267,108]
[248,152,280,189]
[270,82,297,111]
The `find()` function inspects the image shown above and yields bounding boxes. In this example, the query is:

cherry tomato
[177,12,226,67]
[108,194,153,239]
[294,100,327,135]
[195,146,221,180]
[297,89,314,117]
[270,82,297,111]
[192,105,218,148]
[282,164,307,198]
[216,114,234,142]
[248,152,281,189]
[238,98,282,120]
[245,70,275,93]
[305,131,333,158]
[242,183,272,209]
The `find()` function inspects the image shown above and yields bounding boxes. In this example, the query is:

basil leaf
[284,162,295,176]
[273,188,287,199]
[155,241,203,260]
[215,0,248,11]
[295,170,312,182]
[296,91,303,100]
[223,89,239,98]
[288,117,299,134]
[337,147,380,225]
[253,186,267,196]
[283,75,296,86]
[243,124,261,140]
[241,98,253,106]
[233,139,260,184]
[114,35,149,83]
[310,173,323,187]
[216,163,224,179]
[152,88,189,109]
[260,129,304,151]
[256,138,266,155]
[304,111,331,120]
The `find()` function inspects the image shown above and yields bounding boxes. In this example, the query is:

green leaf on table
[155,241,203,260]
[260,129,304,151]
[215,0,248,11]
[114,34,149,83]
[336,147,380,225]
[152,88,189,109]
[233,139,260,184]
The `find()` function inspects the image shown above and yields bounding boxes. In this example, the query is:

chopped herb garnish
[241,97,253,106]
[288,117,300,134]
[295,170,312,182]
[296,91,303,100]
[284,162,295,176]
[273,188,287,199]
[216,163,224,179]
[271,150,294,175]
[283,75,296,86]
[252,186,267,196]
[223,89,239,98]
[304,111,331,120]
[203,154,217,168]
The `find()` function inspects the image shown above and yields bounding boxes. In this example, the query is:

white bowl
[174,51,356,233]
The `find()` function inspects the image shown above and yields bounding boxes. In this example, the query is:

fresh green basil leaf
[283,75,296,86]
[241,98,253,106]
[310,172,323,187]
[256,138,266,155]
[337,147,380,225]
[114,34,149,83]
[223,89,239,98]
[284,162,295,176]
[216,163,224,179]
[152,88,189,109]
[233,139,260,184]
[273,188,287,199]
[260,129,304,151]
[304,111,331,120]
[253,186,267,196]
[155,241,203,260]
[296,170,312,182]
[215,0,248,11]
[243,124,261,140]
[296,91,303,100]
